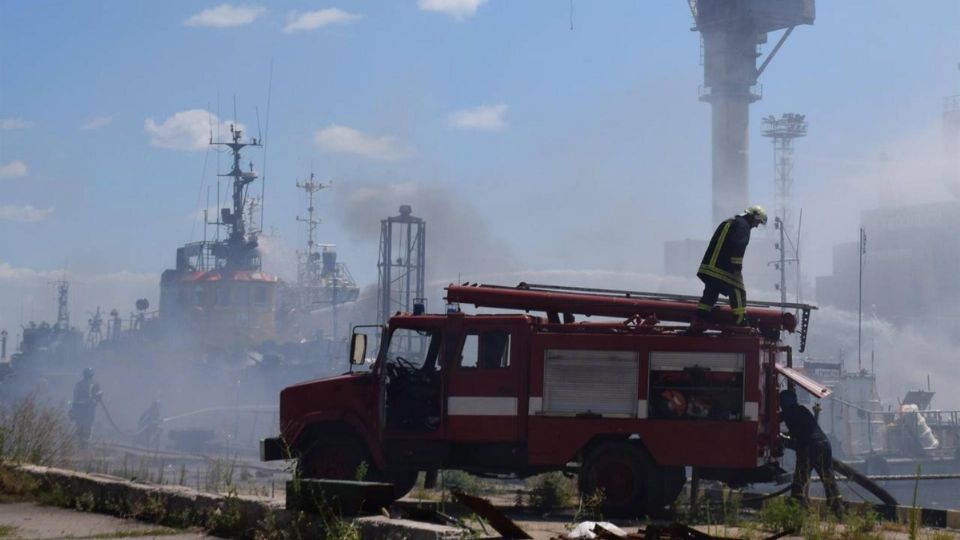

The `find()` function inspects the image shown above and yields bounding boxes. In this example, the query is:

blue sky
[1,0,958,329]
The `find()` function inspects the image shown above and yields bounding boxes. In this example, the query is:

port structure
[762,113,807,307]
[688,0,815,224]
[762,113,807,233]
[944,93,960,197]
[54,279,70,331]
[377,205,426,349]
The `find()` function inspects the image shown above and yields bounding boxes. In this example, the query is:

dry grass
[0,394,76,466]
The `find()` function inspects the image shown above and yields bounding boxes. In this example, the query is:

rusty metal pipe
[445,284,797,333]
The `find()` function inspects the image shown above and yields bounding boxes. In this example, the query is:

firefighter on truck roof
[695,205,767,325]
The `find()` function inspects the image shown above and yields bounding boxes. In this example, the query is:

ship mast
[210,124,262,271]
[295,172,331,284]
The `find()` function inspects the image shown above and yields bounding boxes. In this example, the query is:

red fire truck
[262,283,824,516]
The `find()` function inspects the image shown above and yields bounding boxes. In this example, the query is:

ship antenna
[256,106,262,144]
[216,92,222,242]
[260,59,274,231]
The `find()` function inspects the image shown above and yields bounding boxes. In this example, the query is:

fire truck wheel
[300,434,418,501]
[386,470,419,499]
[299,433,369,480]
[579,442,680,518]
[579,442,648,517]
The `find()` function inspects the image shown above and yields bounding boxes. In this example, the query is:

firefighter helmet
[82,367,94,379]
[745,205,768,225]
[779,388,798,408]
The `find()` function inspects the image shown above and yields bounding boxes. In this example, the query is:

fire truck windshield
[384,328,440,370]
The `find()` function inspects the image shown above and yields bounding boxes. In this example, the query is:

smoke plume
[334,181,517,284]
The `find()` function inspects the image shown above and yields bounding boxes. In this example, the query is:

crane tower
[688,0,815,224]
[944,93,960,198]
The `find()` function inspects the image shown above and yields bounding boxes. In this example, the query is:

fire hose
[96,397,130,436]
[831,458,898,506]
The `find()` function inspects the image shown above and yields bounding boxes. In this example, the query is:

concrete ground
[0,502,217,540]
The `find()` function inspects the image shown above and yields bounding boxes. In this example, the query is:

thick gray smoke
[805,306,960,410]
[256,233,297,282]
[800,122,956,277]
[334,181,518,284]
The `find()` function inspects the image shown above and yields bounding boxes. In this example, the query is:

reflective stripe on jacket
[697,215,751,288]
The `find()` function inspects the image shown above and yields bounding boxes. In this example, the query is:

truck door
[446,319,524,442]
[382,327,445,433]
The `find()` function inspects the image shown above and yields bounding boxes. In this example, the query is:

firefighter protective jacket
[698,214,751,289]
[782,403,828,446]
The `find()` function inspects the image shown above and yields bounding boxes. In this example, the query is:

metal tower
[944,94,960,197]
[54,279,70,331]
[378,205,426,328]
[763,114,806,309]
[295,172,331,285]
[762,113,807,231]
[688,0,815,224]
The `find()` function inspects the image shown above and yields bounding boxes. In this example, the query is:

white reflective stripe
[448,396,518,416]
[528,396,543,415]
[744,401,759,421]
[637,400,648,419]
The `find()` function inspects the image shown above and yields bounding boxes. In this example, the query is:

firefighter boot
[687,310,713,334]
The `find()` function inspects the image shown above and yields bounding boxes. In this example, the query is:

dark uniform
[136,400,162,446]
[780,390,843,516]
[69,369,101,445]
[697,214,752,324]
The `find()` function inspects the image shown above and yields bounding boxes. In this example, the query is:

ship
[158,124,281,350]
[0,117,362,453]
[798,358,960,510]
[275,172,360,344]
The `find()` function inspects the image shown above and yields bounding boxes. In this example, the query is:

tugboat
[158,125,280,350]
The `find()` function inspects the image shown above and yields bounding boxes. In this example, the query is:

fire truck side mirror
[350,333,367,366]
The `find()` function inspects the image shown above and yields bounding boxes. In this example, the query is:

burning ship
[0,117,361,453]
[158,125,280,350]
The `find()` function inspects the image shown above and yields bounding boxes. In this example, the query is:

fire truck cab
[262,283,818,516]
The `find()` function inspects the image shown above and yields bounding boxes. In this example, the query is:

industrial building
[815,200,960,333]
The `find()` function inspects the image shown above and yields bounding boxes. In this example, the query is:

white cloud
[86,270,158,286]
[0,262,59,282]
[144,110,241,151]
[0,263,155,285]
[0,160,27,178]
[184,4,265,28]
[1,118,33,130]
[0,205,53,223]
[314,125,406,160]
[82,115,113,130]
[418,0,487,19]
[448,103,507,131]
[283,8,360,33]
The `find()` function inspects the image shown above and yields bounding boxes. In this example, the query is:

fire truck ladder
[446,282,816,352]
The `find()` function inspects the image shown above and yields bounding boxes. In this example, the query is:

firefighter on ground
[135,399,162,447]
[780,389,844,517]
[69,367,102,445]
[696,205,767,325]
